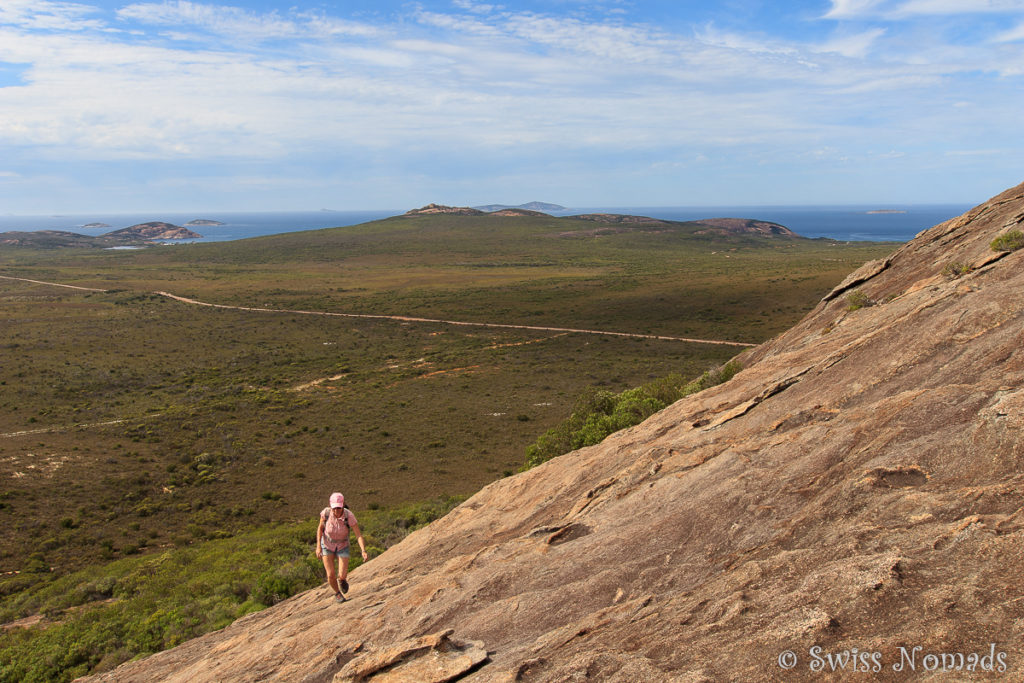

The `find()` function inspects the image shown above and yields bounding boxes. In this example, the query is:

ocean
[0,204,971,244]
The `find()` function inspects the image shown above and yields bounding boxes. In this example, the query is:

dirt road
[0,274,754,347]
[154,291,756,347]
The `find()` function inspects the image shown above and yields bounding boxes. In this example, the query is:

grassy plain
[0,213,895,570]
[0,211,895,677]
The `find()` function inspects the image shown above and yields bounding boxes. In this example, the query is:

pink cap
[329,492,345,508]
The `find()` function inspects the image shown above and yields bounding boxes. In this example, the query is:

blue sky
[1,0,1023,213]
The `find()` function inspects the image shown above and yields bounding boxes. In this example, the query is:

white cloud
[452,0,502,14]
[893,0,1024,16]
[813,28,887,58]
[0,5,968,161]
[993,21,1024,41]
[694,24,798,55]
[413,9,505,37]
[0,0,104,31]
[116,2,378,40]
[1,0,1023,210]
[503,14,680,64]
[825,0,1024,19]
[823,0,888,19]
[944,148,1003,155]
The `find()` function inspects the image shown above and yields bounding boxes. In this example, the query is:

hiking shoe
[333,592,344,602]
[340,579,349,594]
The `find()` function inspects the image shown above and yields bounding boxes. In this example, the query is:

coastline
[0,204,971,243]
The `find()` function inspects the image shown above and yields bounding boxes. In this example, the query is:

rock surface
[84,182,1024,681]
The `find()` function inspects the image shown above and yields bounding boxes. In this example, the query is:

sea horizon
[0,203,972,244]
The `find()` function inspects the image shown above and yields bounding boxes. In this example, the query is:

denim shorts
[321,543,350,558]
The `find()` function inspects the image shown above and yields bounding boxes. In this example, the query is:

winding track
[153,291,756,347]
[0,274,756,346]
[0,275,106,292]
[1,274,755,438]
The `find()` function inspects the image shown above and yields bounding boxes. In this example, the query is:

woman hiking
[316,492,368,602]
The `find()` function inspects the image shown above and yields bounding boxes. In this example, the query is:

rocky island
[103,222,202,240]
[475,201,567,212]
[0,221,203,247]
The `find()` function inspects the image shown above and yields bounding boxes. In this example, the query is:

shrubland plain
[0,211,895,679]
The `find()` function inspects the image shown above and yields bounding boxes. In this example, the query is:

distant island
[406,202,568,217]
[865,209,907,214]
[185,219,225,226]
[0,221,203,248]
[82,222,111,229]
[105,222,203,240]
[473,201,566,212]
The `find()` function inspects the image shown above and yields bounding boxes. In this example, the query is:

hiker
[316,492,368,601]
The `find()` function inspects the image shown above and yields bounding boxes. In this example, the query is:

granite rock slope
[85,182,1024,682]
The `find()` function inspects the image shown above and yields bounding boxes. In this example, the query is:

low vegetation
[845,290,873,311]
[0,496,462,682]
[989,229,1024,252]
[524,361,742,468]
[940,260,973,279]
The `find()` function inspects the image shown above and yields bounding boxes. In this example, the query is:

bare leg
[339,554,351,592]
[322,553,340,595]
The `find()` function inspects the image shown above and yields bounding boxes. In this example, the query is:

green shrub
[252,559,319,607]
[845,290,872,311]
[990,230,1024,252]
[941,261,972,279]
[524,360,742,469]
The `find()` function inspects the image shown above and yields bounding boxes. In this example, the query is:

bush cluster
[845,290,872,311]
[990,230,1024,253]
[523,361,742,469]
[940,261,972,279]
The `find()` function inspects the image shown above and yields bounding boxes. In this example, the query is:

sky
[0,0,1023,213]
